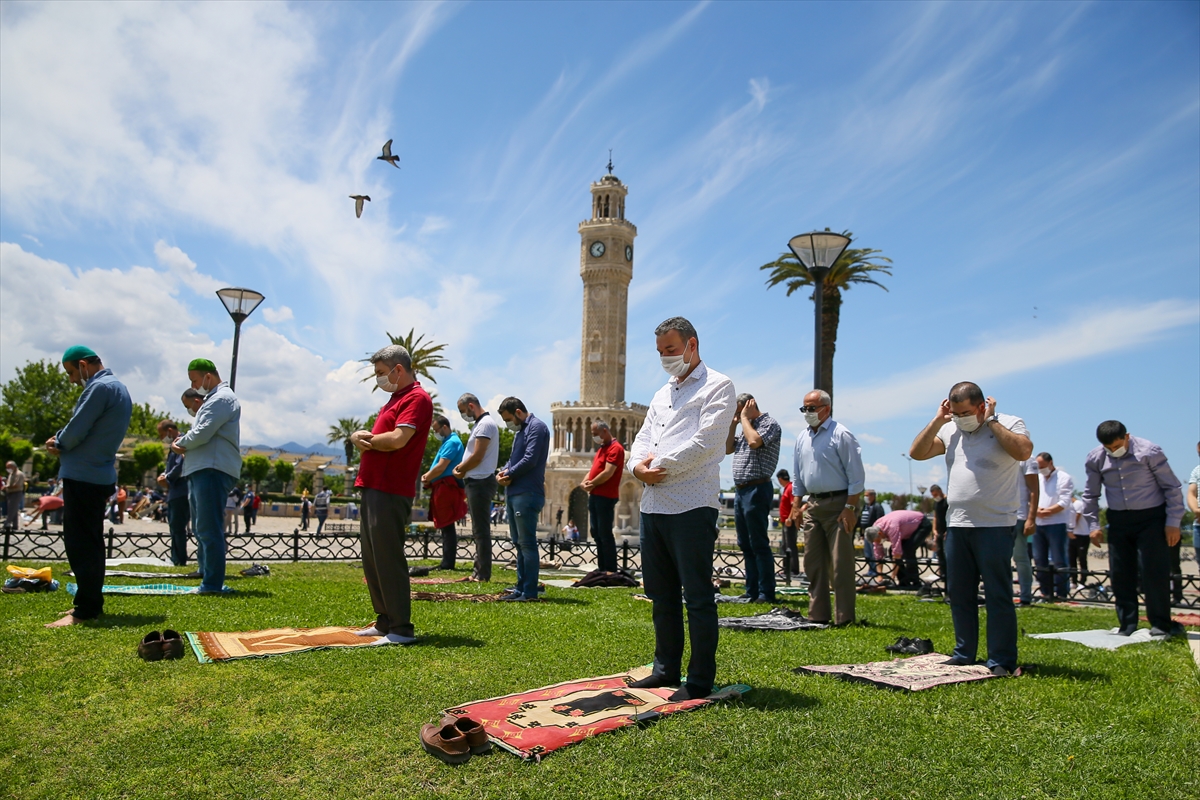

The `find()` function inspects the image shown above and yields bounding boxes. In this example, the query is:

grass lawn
[2,561,1197,800]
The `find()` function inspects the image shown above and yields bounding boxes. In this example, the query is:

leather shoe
[419,722,471,765]
[628,674,679,690]
[138,631,164,661]
[442,714,491,754]
[943,655,973,666]
[885,636,913,653]
[667,683,710,702]
[161,629,185,660]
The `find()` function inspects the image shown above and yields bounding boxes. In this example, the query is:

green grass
[2,562,1197,800]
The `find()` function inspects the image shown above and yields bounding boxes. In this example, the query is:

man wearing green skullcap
[170,359,241,593]
[45,347,132,628]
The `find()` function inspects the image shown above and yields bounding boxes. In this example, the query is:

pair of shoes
[500,592,539,602]
[989,665,1014,677]
[240,563,270,577]
[943,655,973,666]
[885,636,914,653]
[1149,622,1186,638]
[138,630,185,661]
[419,714,490,764]
[628,674,680,690]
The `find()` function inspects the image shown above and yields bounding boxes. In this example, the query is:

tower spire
[607,149,613,175]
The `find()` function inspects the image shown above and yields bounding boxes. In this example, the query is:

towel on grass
[67,582,232,596]
[1026,628,1172,650]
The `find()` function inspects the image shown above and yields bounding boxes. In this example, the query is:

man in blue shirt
[44,346,132,628]
[496,397,550,601]
[170,358,242,594]
[157,417,192,568]
[422,415,467,570]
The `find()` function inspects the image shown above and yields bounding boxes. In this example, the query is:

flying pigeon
[350,195,371,218]
[377,139,401,169]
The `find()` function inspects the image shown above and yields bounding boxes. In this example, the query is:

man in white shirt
[453,393,500,582]
[1069,497,1093,590]
[1012,459,1039,606]
[1033,453,1074,601]
[910,381,1032,676]
[628,317,735,702]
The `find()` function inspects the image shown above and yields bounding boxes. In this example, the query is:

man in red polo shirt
[581,420,625,572]
[350,345,433,645]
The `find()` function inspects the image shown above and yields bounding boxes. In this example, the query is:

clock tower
[545,165,647,539]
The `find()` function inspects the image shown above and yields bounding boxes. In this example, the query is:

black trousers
[1068,535,1090,586]
[438,524,457,570]
[781,523,800,575]
[1107,505,1172,632]
[62,478,114,620]
[898,518,933,586]
[588,494,618,572]
[640,507,720,694]
[359,488,413,637]
[167,495,190,566]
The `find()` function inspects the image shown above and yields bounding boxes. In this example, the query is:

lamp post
[900,453,914,497]
[215,287,265,391]
[788,231,851,393]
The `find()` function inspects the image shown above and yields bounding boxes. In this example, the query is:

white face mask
[187,406,197,418]
[505,418,521,432]
[1038,467,1051,476]
[592,435,604,445]
[1110,445,1128,459]
[660,342,693,378]
[195,375,216,397]
[435,430,448,442]
[460,411,475,423]
[803,411,822,427]
[953,414,981,433]
[375,369,398,393]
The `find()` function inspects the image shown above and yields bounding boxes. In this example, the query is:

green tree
[274,460,296,494]
[0,431,34,467]
[760,230,893,397]
[127,402,188,438]
[243,455,272,492]
[327,418,364,466]
[0,359,82,443]
[31,450,59,481]
[131,442,166,485]
[295,471,315,495]
[360,328,450,388]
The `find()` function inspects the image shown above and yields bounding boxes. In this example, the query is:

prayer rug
[411,591,505,602]
[410,577,473,585]
[444,666,751,761]
[719,608,828,632]
[68,570,199,579]
[67,583,231,596]
[794,653,1006,691]
[1141,613,1200,627]
[1027,628,1172,650]
[776,587,808,596]
[186,626,383,663]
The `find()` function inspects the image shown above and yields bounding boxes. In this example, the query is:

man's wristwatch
[985,416,999,426]
[845,504,855,510]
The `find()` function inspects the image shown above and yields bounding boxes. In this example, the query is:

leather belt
[808,490,848,499]
[735,477,772,490]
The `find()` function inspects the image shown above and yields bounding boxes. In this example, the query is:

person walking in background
[1082,421,1185,638]
[313,486,331,534]
[422,415,468,571]
[349,344,432,645]
[629,317,735,701]
[453,393,500,583]
[581,420,625,572]
[44,346,132,627]
[241,488,255,533]
[300,492,311,531]
[788,389,865,626]
[1010,460,1039,606]
[496,397,551,602]
[910,382,1032,676]
[157,419,191,568]
[224,490,239,535]
[1033,453,1074,601]
[171,358,242,595]
[856,489,887,579]
[4,461,26,531]
[777,469,799,578]
[726,393,782,603]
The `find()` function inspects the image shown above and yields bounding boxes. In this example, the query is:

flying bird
[350,195,371,218]
[377,139,401,169]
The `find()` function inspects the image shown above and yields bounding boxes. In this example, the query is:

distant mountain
[246,441,344,459]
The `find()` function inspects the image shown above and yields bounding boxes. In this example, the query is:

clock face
[625,245,633,262]
[589,241,606,258]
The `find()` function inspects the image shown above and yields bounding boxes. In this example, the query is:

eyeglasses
[799,405,827,413]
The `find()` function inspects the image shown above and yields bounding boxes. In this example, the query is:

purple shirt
[1081,436,1184,528]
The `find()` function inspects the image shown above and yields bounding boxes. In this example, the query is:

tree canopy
[360,329,450,387]
[0,359,82,443]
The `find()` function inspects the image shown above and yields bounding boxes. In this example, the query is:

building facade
[543,169,646,536]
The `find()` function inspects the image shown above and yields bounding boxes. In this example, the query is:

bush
[0,431,34,467]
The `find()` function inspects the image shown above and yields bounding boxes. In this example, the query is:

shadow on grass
[416,634,486,649]
[739,687,821,712]
[213,589,274,599]
[1020,663,1112,683]
[86,613,168,629]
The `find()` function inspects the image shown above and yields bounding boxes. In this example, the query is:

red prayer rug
[1141,613,1200,627]
[795,652,1015,691]
[444,666,751,761]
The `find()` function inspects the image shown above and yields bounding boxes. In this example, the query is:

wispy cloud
[262,306,294,324]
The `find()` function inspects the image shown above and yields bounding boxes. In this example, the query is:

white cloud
[262,306,294,324]
[20,234,40,246]
[418,215,450,235]
[153,240,223,295]
[864,462,901,488]
[858,432,885,445]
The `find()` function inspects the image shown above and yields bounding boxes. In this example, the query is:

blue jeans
[1193,522,1199,552]
[1011,520,1033,603]
[734,482,775,599]
[188,469,237,592]
[168,495,190,566]
[946,526,1018,671]
[1033,522,1069,599]
[507,492,544,598]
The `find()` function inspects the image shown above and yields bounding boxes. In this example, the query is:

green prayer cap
[187,358,218,373]
[61,345,97,363]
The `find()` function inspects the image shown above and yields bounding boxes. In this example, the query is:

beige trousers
[802,492,856,625]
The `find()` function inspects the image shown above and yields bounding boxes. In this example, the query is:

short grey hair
[807,389,832,406]
[864,526,881,542]
[592,420,610,431]
[370,344,412,371]
[654,316,698,344]
[457,392,480,408]
[736,392,754,406]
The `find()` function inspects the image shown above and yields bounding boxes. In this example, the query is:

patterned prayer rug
[66,582,232,596]
[1027,628,1172,650]
[445,666,751,761]
[718,608,829,631]
[794,652,1007,691]
[187,626,384,663]
[410,577,474,585]
[67,570,200,579]
[1142,613,1200,627]
[411,590,505,602]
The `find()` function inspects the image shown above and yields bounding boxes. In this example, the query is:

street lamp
[900,453,914,497]
[215,287,265,391]
[788,231,850,393]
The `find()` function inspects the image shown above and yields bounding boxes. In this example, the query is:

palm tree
[360,328,450,388]
[327,417,364,466]
[759,230,893,398]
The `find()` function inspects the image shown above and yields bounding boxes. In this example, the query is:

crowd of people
[27,327,1197,695]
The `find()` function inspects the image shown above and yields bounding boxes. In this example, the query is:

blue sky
[1,1,1197,492]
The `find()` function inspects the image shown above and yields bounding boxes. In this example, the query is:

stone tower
[544,166,647,539]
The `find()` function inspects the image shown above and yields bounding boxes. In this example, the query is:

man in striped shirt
[726,393,782,602]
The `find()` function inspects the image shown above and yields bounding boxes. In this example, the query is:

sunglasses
[799,405,827,413]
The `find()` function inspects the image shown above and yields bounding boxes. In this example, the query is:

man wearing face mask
[581,420,625,572]
[44,346,132,628]
[156,418,192,569]
[1032,453,1074,602]
[348,345,432,644]
[1081,421,1184,638]
[910,381,1032,676]
[422,415,468,570]
[787,389,865,626]
[4,461,26,532]
[496,397,551,601]
[628,317,735,702]
[170,359,242,595]
[725,393,782,603]
[452,393,500,582]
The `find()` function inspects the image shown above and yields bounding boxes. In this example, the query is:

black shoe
[183,571,202,579]
[1116,627,1137,637]
[1149,623,1185,638]
[885,636,913,653]
[754,594,774,604]
[735,593,754,600]
[667,683,710,702]
[906,638,934,655]
[628,674,679,690]
[989,665,1013,677]
[944,656,973,666]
